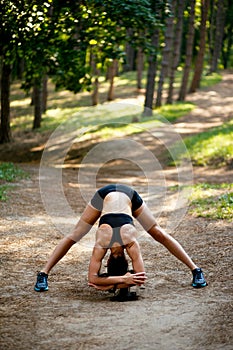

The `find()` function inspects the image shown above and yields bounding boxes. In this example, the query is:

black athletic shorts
[91,184,143,212]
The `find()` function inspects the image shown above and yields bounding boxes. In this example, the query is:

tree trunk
[90,51,100,106]
[167,0,185,104]
[136,48,144,90]
[222,19,233,69]
[221,0,233,68]
[33,79,42,129]
[123,29,136,72]
[107,59,118,101]
[92,77,99,106]
[189,0,210,93]
[143,29,159,116]
[0,62,12,143]
[209,0,227,73]
[178,0,196,101]
[155,0,176,107]
[42,75,48,113]
[208,0,216,66]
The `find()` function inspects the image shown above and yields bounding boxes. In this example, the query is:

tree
[143,30,160,116]
[0,62,11,143]
[143,0,170,115]
[178,0,196,101]
[27,2,89,127]
[209,0,227,73]
[107,59,118,101]
[166,0,185,104]
[0,0,159,139]
[136,48,144,90]
[155,0,176,107]
[0,0,39,141]
[49,0,158,106]
[0,1,22,143]
[90,50,100,106]
[123,29,136,72]
[32,79,43,129]
[0,0,57,137]
[221,0,233,69]
[87,0,158,104]
[189,0,210,93]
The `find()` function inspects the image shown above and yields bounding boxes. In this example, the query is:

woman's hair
[107,254,128,276]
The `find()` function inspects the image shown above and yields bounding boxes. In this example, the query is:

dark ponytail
[107,254,128,276]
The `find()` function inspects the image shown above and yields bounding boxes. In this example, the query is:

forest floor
[0,71,233,350]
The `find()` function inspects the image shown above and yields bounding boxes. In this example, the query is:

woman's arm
[88,247,146,289]
[126,240,145,274]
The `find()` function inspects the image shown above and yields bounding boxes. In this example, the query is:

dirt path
[1,72,233,350]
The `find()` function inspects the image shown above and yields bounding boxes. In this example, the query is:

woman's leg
[41,204,101,274]
[134,203,197,271]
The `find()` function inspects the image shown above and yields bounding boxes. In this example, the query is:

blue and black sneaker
[192,268,207,288]
[34,272,48,292]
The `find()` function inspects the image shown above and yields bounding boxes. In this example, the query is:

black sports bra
[90,184,143,212]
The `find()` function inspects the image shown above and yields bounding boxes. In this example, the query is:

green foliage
[1,0,162,95]
[155,102,195,122]
[200,72,222,88]
[94,0,158,30]
[0,162,28,201]
[0,185,10,201]
[0,162,28,182]
[188,183,233,221]
[1,1,53,73]
[170,120,233,167]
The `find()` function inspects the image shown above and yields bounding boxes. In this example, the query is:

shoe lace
[195,269,203,280]
[37,273,46,283]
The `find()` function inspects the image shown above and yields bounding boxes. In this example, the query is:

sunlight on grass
[169,182,233,220]
[155,70,222,90]
[0,162,29,201]
[188,183,233,220]
[10,69,222,141]
[170,120,233,167]
[200,72,222,88]
[155,102,195,122]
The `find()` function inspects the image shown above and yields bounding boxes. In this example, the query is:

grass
[188,183,233,221]
[198,72,222,88]
[10,70,221,138]
[155,102,195,122]
[0,185,10,201]
[10,84,195,141]
[5,69,232,224]
[170,119,233,167]
[0,162,29,201]
[169,182,233,221]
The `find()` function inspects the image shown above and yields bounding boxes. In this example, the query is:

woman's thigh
[120,224,138,246]
[95,224,112,248]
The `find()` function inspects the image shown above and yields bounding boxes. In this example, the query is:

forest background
[1,0,232,143]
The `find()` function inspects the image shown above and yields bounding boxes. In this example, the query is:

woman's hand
[88,271,147,291]
[123,271,147,286]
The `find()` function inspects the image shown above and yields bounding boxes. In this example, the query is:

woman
[34,184,207,294]
[87,191,147,300]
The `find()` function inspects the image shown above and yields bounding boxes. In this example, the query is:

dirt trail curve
[0,71,233,350]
